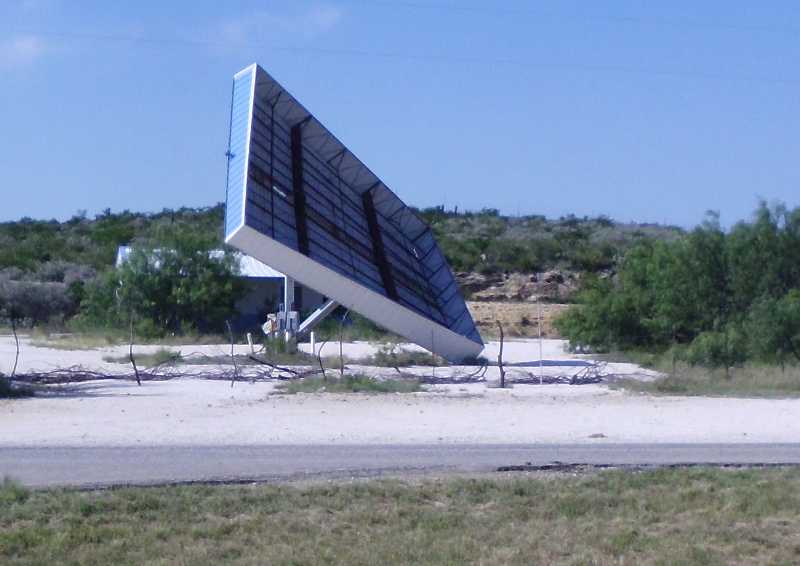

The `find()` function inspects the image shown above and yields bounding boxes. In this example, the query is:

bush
[558,202,800,368]
[367,344,441,367]
[747,291,800,367]
[0,278,77,326]
[684,327,747,375]
[78,228,242,336]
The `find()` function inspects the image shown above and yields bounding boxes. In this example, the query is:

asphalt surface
[4,444,800,488]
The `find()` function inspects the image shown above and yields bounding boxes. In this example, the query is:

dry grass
[102,348,182,367]
[29,331,228,351]
[468,301,569,339]
[275,375,423,394]
[3,468,800,564]
[614,360,800,398]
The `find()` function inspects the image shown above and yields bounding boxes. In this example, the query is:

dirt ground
[467,301,569,337]
[2,336,800,447]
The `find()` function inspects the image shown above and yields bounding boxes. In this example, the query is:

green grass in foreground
[3,468,800,564]
[276,374,423,394]
[612,357,800,398]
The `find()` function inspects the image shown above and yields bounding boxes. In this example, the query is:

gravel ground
[1,337,798,447]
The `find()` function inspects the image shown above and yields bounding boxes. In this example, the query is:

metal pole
[283,275,295,341]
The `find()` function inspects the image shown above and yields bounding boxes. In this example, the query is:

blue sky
[1,1,798,227]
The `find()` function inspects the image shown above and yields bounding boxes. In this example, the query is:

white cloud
[306,4,343,35]
[0,35,47,69]
[217,3,344,44]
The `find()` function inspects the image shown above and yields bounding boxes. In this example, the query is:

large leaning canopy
[223,63,483,361]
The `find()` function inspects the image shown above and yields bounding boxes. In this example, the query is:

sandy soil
[1,336,799,447]
[467,301,569,338]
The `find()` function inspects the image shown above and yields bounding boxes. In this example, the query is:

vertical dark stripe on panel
[269,103,275,238]
[290,124,310,255]
[362,190,398,300]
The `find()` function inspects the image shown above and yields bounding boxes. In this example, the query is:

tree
[80,229,242,336]
[684,325,747,378]
[748,291,800,368]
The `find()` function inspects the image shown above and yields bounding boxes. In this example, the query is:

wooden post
[227,320,239,388]
[338,310,349,379]
[537,296,543,385]
[10,317,19,379]
[129,315,141,386]
[497,321,506,388]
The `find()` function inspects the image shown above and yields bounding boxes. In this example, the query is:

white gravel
[1,336,798,447]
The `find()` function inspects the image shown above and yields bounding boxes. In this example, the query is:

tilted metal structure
[224,63,483,361]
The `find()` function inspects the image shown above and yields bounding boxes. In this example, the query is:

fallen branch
[246,354,324,380]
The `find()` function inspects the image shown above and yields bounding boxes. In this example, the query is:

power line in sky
[5,26,799,88]
[337,0,800,37]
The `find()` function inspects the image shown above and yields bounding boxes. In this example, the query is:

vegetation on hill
[0,205,225,272]
[0,204,681,333]
[0,206,234,333]
[418,206,682,274]
[558,202,800,372]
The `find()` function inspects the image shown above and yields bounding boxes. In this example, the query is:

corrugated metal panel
[224,66,255,240]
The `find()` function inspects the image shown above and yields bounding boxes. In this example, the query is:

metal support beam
[283,276,296,345]
[290,124,310,256]
[297,299,339,338]
[362,190,399,300]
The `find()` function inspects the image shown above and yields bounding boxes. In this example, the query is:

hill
[0,204,683,330]
[0,204,683,279]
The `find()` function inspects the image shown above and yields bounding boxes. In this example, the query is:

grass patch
[29,331,228,351]
[314,311,399,343]
[3,468,800,564]
[275,374,423,394]
[596,348,663,367]
[363,344,443,367]
[179,351,320,367]
[612,356,800,397]
[102,348,182,367]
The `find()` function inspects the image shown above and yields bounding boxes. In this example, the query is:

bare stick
[10,317,20,379]
[317,338,329,381]
[431,329,436,380]
[129,315,141,386]
[497,320,506,388]
[227,320,239,388]
[339,309,349,379]
[537,295,543,385]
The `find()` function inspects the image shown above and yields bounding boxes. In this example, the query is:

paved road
[4,444,800,488]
